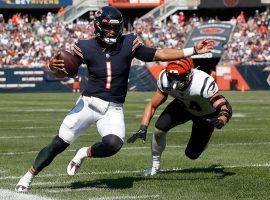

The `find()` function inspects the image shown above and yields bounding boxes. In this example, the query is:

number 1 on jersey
[106,61,112,90]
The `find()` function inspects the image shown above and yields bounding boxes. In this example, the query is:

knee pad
[91,134,123,158]
[185,149,202,160]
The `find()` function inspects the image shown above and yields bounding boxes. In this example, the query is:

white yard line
[1,141,270,156]
[1,163,269,181]
[0,109,69,112]
[0,127,57,130]
[0,136,54,139]
[48,187,103,193]
[0,126,268,139]
[88,195,160,200]
[0,189,52,200]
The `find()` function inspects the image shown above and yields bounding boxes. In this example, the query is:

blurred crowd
[221,10,270,64]
[0,12,94,67]
[0,9,269,67]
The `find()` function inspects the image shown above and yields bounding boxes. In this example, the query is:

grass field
[0,91,269,200]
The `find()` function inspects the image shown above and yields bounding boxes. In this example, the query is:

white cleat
[15,177,31,192]
[144,165,161,176]
[67,147,87,176]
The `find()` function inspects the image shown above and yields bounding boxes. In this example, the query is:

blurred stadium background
[0,0,270,92]
[0,1,270,200]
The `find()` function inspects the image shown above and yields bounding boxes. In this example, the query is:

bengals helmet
[94,6,123,45]
[166,57,194,90]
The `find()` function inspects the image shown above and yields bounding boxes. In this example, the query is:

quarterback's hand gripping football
[205,118,225,129]
[127,125,147,144]
[194,40,215,54]
[49,52,68,75]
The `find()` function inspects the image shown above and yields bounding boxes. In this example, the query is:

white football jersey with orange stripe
[157,68,218,116]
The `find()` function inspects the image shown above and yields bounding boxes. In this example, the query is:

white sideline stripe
[1,141,270,156]
[0,189,52,200]
[1,163,270,181]
[136,113,247,119]
[163,163,270,171]
[0,126,57,130]
[0,109,69,112]
[88,195,160,200]
[0,170,141,180]
[0,126,267,139]
[0,136,54,139]
[48,187,103,193]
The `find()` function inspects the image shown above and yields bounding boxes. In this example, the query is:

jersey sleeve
[201,76,219,99]
[131,34,157,61]
[73,40,84,60]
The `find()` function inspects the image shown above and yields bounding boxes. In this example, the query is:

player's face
[101,24,121,38]
[167,71,192,90]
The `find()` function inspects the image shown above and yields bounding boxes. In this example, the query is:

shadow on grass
[37,165,235,190]
[159,164,236,179]
[70,176,145,189]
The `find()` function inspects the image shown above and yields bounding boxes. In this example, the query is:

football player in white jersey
[127,58,232,176]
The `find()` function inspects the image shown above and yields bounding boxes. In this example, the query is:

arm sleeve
[133,45,157,62]
[73,40,84,64]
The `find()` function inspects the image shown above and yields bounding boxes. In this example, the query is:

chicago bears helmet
[94,6,123,45]
[166,57,194,90]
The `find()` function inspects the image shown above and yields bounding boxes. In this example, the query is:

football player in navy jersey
[127,58,232,176]
[15,6,214,192]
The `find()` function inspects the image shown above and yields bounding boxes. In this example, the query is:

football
[55,49,80,78]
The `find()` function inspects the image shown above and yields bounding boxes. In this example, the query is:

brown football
[55,49,79,78]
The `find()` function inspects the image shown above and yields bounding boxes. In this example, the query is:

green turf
[0,91,269,200]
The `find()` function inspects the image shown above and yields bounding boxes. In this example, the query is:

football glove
[205,118,225,129]
[127,125,147,144]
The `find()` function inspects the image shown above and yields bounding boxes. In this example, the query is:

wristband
[183,47,194,57]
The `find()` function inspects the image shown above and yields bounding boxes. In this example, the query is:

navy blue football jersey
[73,33,154,103]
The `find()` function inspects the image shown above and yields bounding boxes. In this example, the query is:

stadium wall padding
[0,65,157,93]
[1,64,269,93]
[216,64,270,90]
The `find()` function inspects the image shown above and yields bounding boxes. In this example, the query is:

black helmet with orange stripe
[94,6,123,45]
[166,57,194,90]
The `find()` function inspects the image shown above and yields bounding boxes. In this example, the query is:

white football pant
[59,96,125,144]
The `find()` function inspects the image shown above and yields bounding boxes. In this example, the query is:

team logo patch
[200,28,225,34]
[102,19,109,23]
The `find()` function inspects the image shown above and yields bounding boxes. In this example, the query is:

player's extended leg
[16,97,95,192]
[15,135,69,192]
[67,103,125,176]
[145,100,191,176]
[144,128,167,176]
[185,118,215,160]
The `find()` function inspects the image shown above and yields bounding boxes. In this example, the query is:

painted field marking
[1,163,269,181]
[88,195,160,200]
[1,141,270,156]
[0,188,52,200]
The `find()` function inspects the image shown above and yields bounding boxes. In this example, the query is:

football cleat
[144,165,161,176]
[67,147,87,176]
[15,177,31,192]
